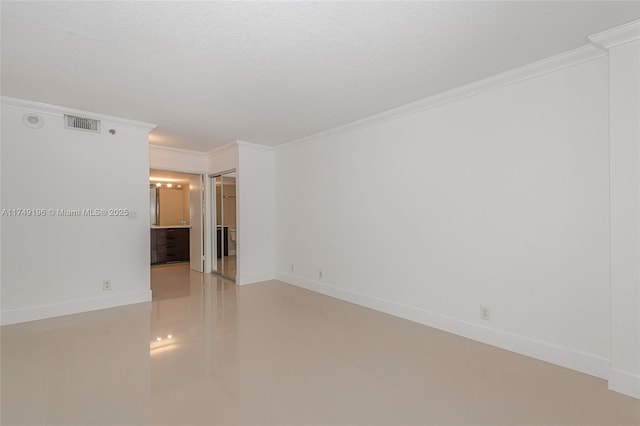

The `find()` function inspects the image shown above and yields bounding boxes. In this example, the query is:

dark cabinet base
[151,228,190,264]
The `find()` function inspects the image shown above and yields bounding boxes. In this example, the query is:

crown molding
[277,44,605,150]
[1,96,157,131]
[207,140,274,157]
[206,142,238,156]
[149,143,207,157]
[236,140,275,152]
[588,19,640,50]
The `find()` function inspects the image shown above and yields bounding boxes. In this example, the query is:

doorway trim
[149,168,207,272]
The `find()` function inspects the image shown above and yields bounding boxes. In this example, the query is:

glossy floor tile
[2,263,639,425]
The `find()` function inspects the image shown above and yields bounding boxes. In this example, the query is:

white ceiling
[2,1,638,152]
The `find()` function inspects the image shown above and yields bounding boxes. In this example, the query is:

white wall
[237,142,275,284]
[598,30,640,398]
[1,98,155,325]
[276,56,612,379]
[208,143,238,174]
[208,141,276,285]
[149,144,208,174]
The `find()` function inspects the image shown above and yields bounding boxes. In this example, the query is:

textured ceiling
[2,1,639,152]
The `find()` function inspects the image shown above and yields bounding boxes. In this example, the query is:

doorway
[210,170,236,281]
[149,169,205,272]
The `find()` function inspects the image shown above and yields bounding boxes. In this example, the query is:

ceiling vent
[64,114,100,133]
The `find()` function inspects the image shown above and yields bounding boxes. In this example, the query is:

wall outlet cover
[480,305,490,321]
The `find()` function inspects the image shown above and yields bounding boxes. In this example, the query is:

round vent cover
[22,113,44,129]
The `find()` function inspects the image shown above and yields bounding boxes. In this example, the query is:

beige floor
[2,264,639,426]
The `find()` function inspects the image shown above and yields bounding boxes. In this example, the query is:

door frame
[148,168,207,272]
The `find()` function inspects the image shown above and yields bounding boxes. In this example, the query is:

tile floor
[2,263,639,425]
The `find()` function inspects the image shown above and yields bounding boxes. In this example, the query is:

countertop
[151,225,191,229]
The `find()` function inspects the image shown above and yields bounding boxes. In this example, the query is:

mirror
[212,171,236,281]
[149,169,193,226]
[149,186,189,226]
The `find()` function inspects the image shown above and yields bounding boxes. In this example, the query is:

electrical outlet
[480,305,490,321]
[318,269,323,279]
[103,280,112,291]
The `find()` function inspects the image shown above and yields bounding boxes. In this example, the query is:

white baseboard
[238,272,276,286]
[276,272,609,380]
[609,368,640,399]
[1,290,152,326]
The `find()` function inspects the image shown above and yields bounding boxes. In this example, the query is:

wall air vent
[64,114,100,133]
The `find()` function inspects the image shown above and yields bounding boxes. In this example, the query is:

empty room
[1,1,640,425]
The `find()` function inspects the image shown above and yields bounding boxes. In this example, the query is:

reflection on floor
[151,262,201,300]
[2,263,639,425]
[215,255,236,280]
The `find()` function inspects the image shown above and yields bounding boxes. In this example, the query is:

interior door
[221,173,237,281]
[210,171,236,281]
[189,174,204,272]
[213,175,222,274]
